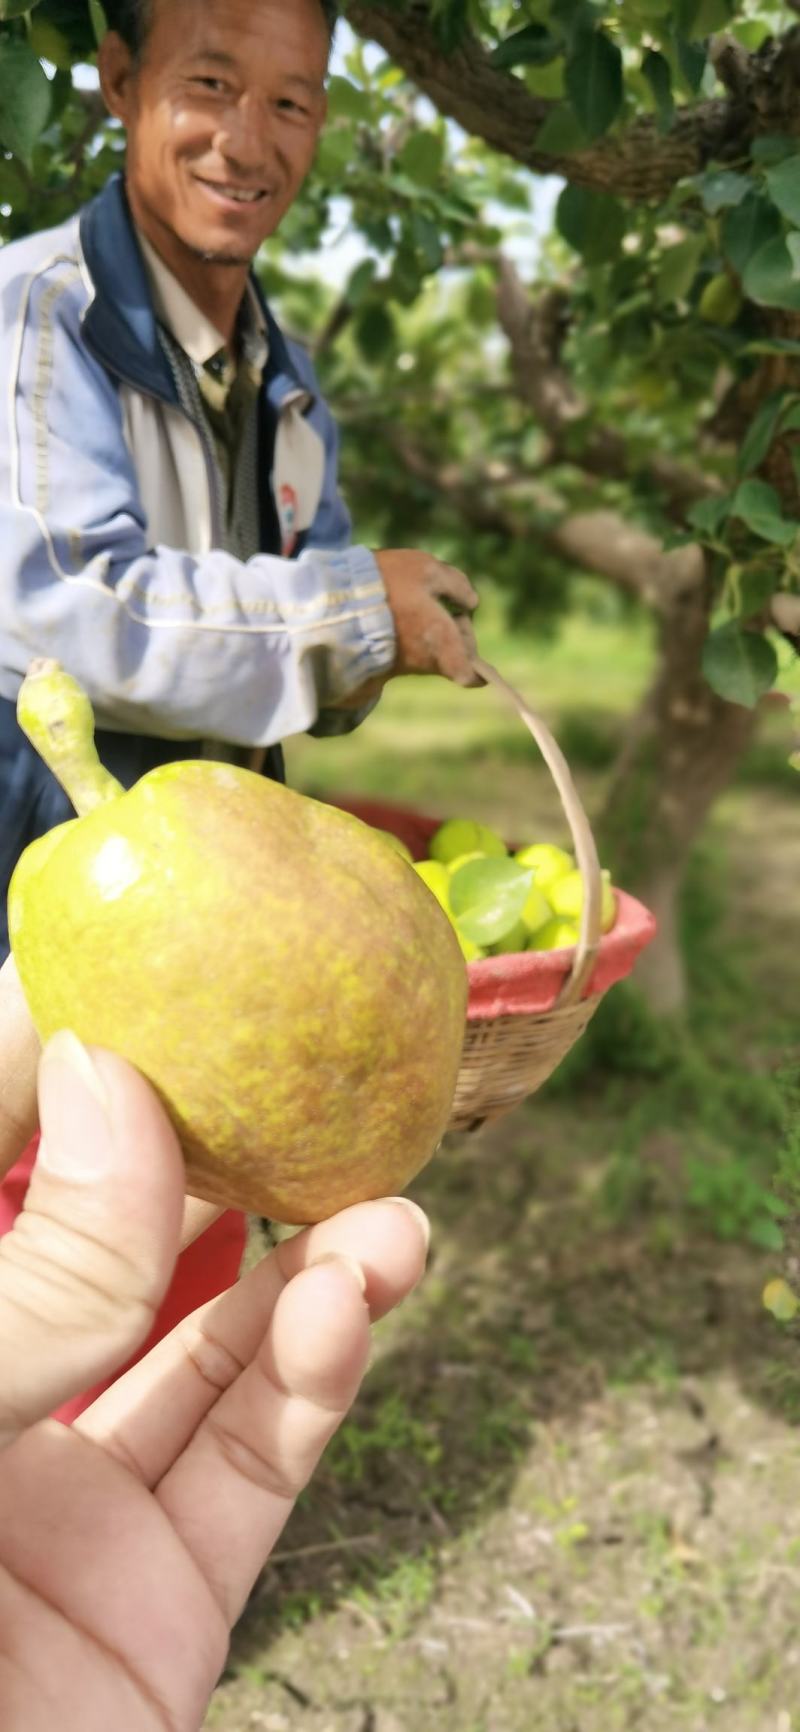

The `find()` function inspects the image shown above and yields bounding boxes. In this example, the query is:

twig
[268,1533,381,1565]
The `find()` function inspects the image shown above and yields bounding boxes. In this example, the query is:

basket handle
[473,656,603,1008]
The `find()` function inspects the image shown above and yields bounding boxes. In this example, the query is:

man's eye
[193,77,228,94]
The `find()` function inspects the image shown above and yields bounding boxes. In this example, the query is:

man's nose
[213,94,273,173]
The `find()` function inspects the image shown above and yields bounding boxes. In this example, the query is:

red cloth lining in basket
[329,796,658,1020]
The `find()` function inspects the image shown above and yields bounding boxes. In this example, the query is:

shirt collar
[136,229,268,373]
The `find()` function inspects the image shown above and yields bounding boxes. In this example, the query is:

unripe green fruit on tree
[698,273,742,327]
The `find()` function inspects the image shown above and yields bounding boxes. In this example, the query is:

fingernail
[37,1030,114,1182]
[387,1197,431,1253]
[310,1252,367,1295]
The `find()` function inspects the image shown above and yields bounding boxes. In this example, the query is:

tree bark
[346,5,800,201]
[596,570,757,1014]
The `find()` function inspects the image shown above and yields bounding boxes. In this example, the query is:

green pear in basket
[9,663,469,1226]
[548,867,617,934]
[429,818,507,865]
[513,842,574,891]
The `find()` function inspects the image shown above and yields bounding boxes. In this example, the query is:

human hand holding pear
[9,663,468,1225]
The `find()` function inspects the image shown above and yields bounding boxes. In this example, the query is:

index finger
[427,561,480,615]
[0,956,40,1180]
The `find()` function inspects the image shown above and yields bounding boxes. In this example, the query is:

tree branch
[382,429,705,610]
[493,257,721,516]
[345,3,800,201]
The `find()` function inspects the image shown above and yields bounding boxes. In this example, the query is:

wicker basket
[336,656,657,1135]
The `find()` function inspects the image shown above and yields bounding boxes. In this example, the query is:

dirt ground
[204,786,800,1732]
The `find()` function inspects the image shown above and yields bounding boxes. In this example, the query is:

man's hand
[337,552,482,710]
[0,1031,429,1729]
[377,551,482,687]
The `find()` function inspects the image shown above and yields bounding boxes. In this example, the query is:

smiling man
[0,0,480,1402]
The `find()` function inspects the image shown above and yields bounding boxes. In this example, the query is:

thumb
[0,1031,185,1449]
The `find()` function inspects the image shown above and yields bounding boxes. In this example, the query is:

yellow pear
[513,843,574,889]
[528,917,580,952]
[413,859,452,912]
[547,867,617,933]
[373,827,414,864]
[9,663,468,1225]
[519,882,552,938]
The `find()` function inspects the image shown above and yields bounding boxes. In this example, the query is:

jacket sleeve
[0,258,396,747]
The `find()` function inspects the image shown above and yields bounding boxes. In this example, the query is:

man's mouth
[194,178,271,207]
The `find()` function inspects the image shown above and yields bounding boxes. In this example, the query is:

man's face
[101,0,329,266]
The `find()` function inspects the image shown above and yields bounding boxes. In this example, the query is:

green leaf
[787,232,800,279]
[0,41,51,164]
[656,234,704,305]
[353,302,396,363]
[326,76,371,122]
[702,622,779,707]
[737,564,780,620]
[431,0,469,52]
[534,104,587,154]
[344,259,377,308]
[565,29,623,141]
[694,0,736,30]
[686,493,731,538]
[722,192,782,275]
[641,49,674,133]
[742,337,800,359]
[698,168,750,215]
[411,211,444,272]
[395,131,445,189]
[89,0,107,46]
[743,236,800,312]
[0,0,44,15]
[751,135,799,167]
[738,393,786,476]
[731,479,799,546]
[765,158,800,228]
[449,858,534,948]
[556,184,627,265]
[675,35,706,93]
[490,24,562,70]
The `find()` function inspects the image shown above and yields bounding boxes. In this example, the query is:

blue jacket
[0,176,395,959]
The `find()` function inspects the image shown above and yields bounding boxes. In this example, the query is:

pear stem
[17,660,124,817]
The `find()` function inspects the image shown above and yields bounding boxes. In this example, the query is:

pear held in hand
[9,662,468,1224]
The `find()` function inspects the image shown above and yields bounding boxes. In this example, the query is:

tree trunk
[597,571,756,1015]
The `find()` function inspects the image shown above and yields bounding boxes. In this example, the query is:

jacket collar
[78,173,309,412]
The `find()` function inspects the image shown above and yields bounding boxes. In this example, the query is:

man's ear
[97,31,137,123]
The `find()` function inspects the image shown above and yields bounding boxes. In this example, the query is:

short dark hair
[106,0,338,57]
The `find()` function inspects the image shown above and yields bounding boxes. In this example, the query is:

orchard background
[2,1,800,1724]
